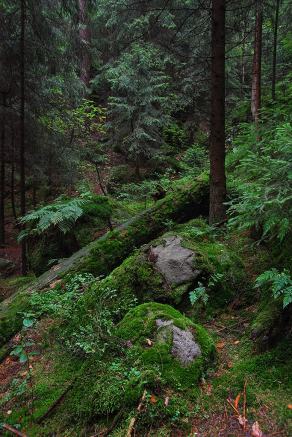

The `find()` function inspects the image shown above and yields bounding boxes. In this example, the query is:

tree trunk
[78,0,91,87]
[209,0,226,225]
[10,128,18,223]
[251,1,263,123]
[272,0,280,101]
[240,22,247,97]
[20,0,27,274]
[0,94,6,246]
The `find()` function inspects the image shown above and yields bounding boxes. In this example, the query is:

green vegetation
[0,1,291,436]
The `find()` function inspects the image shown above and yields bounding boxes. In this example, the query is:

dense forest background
[0,1,291,436]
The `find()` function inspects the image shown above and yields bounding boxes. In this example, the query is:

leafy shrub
[255,268,292,308]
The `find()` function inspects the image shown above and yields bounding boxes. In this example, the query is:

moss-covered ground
[0,205,291,436]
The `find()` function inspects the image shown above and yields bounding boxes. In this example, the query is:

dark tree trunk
[10,128,18,223]
[251,1,263,123]
[78,0,91,87]
[20,0,27,274]
[0,94,6,246]
[240,22,247,97]
[272,0,280,101]
[209,0,226,225]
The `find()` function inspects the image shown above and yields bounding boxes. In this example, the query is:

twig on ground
[2,424,28,437]
[243,380,247,431]
[126,389,147,436]
[226,398,240,415]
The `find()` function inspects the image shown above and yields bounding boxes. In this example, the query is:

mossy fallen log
[0,174,208,347]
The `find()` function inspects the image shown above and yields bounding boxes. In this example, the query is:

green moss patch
[116,303,215,389]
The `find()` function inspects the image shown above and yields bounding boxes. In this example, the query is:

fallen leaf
[251,421,263,437]
[216,341,226,350]
[227,361,233,368]
[288,404,292,409]
[234,393,241,409]
[150,394,157,404]
[233,340,240,345]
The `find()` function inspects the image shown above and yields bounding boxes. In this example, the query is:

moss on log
[0,174,208,347]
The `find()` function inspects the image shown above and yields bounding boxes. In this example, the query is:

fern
[18,193,111,241]
[255,268,292,308]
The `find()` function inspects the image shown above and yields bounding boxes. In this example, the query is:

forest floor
[0,300,290,437]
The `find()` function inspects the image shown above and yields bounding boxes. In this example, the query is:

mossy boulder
[116,303,215,389]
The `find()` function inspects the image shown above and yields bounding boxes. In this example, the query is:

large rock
[151,236,200,285]
[116,302,215,388]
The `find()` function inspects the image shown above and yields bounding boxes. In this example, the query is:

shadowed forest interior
[0,0,291,436]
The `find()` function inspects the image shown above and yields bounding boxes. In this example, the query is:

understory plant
[255,268,292,308]
[227,114,292,242]
[18,192,112,240]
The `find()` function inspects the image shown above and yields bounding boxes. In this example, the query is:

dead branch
[2,424,28,437]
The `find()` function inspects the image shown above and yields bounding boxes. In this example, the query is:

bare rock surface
[156,318,201,366]
[151,236,200,285]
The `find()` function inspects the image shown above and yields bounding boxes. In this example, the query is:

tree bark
[10,128,18,223]
[20,0,27,274]
[271,0,280,101]
[0,94,6,246]
[78,0,91,87]
[251,1,263,123]
[209,0,226,225]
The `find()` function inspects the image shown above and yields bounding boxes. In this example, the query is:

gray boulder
[151,236,200,285]
[156,318,201,366]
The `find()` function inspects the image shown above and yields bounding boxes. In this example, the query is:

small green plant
[255,268,292,308]
[29,273,96,318]
[189,283,209,306]
[189,273,224,306]
[9,317,39,415]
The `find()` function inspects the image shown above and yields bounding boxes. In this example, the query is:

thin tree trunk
[78,0,91,87]
[272,0,280,100]
[95,164,107,196]
[209,0,226,225]
[240,22,247,97]
[251,1,262,123]
[0,94,6,246]
[20,0,27,274]
[10,129,18,223]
